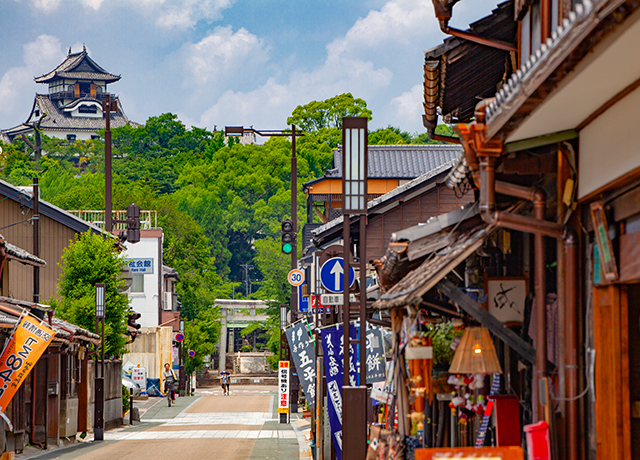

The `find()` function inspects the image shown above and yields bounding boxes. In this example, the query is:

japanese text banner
[285,322,316,408]
[0,316,54,412]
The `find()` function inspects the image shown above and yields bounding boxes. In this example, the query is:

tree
[183,306,219,374]
[287,93,373,132]
[51,231,130,357]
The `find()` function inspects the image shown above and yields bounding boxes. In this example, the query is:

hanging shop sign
[321,324,358,460]
[365,325,386,383]
[0,315,55,412]
[298,281,309,313]
[285,322,316,408]
[278,361,290,414]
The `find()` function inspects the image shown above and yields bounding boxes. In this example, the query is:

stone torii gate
[216,299,270,372]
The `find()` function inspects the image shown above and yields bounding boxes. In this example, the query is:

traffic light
[281,219,295,254]
[127,309,142,341]
[126,203,141,244]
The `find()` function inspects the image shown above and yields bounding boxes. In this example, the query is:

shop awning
[373,223,495,310]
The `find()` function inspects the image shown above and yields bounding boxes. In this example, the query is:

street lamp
[224,125,304,320]
[179,319,185,396]
[94,283,106,441]
[341,117,368,460]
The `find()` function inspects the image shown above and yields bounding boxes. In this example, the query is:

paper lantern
[449,327,502,374]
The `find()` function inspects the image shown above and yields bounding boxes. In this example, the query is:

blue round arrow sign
[319,257,356,293]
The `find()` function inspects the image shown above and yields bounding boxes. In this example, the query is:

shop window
[131,274,144,293]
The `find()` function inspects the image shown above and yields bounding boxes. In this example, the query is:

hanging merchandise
[475,373,501,447]
[285,321,316,408]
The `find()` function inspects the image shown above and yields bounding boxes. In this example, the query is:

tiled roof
[484,0,602,134]
[0,233,46,267]
[423,1,516,128]
[311,158,458,238]
[34,48,120,84]
[14,94,140,132]
[0,179,109,236]
[312,144,462,184]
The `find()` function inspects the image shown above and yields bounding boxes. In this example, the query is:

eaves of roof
[0,234,47,267]
[423,1,517,126]
[0,179,112,237]
[484,0,629,140]
[34,50,120,84]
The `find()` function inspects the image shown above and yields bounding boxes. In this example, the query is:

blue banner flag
[285,322,316,408]
[321,324,357,460]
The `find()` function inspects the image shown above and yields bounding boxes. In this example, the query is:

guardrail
[67,210,157,230]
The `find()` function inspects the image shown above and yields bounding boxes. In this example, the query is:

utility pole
[32,178,40,304]
[102,93,117,233]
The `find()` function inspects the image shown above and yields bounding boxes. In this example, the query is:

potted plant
[427,322,463,393]
[302,402,312,418]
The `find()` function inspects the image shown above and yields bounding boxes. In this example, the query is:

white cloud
[155,0,234,29]
[388,84,424,131]
[26,0,235,29]
[30,0,61,12]
[327,0,436,60]
[0,35,65,127]
[193,0,436,132]
[185,26,270,86]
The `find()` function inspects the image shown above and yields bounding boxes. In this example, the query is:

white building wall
[123,231,163,328]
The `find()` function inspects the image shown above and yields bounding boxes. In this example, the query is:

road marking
[105,430,296,440]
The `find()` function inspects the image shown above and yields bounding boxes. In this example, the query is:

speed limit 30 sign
[287,269,305,286]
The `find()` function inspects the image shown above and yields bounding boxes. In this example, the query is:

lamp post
[341,117,368,460]
[224,126,304,319]
[179,319,185,397]
[94,283,106,441]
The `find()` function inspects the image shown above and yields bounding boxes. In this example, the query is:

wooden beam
[504,129,578,153]
[437,278,537,365]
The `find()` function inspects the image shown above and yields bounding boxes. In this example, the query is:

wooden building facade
[421,0,640,458]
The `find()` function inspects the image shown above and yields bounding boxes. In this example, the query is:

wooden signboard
[485,277,528,324]
[416,446,524,459]
[590,200,619,282]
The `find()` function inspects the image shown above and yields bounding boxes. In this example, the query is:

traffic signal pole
[290,125,298,321]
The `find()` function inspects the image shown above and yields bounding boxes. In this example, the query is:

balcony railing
[68,210,157,230]
[48,91,113,101]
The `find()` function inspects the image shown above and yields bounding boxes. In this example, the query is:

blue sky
[0,0,499,134]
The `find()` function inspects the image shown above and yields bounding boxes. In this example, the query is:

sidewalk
[16,387,312,459]
[15,395,170,460]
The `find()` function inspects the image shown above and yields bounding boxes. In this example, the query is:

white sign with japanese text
[127,258,154,274]
[278,361,289,414]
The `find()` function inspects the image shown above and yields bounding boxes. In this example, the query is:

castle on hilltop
[1,45,139,143]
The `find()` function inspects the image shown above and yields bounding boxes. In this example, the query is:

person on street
[221,372,230,396]
[162,363,178,403]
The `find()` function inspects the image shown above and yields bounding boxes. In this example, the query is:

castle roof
[1,94,139,138]
[34,47,120,84]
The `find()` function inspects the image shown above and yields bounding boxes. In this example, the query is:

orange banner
[0,315,54,412]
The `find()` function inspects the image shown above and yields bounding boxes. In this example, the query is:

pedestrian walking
[162,363,178,403]
[221,371,230,395]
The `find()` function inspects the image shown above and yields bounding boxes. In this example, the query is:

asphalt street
[23,385,311,460]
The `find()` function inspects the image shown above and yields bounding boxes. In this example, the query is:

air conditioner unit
[163,292,173,311]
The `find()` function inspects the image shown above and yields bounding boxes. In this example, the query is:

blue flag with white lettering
[321,324,357,460]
